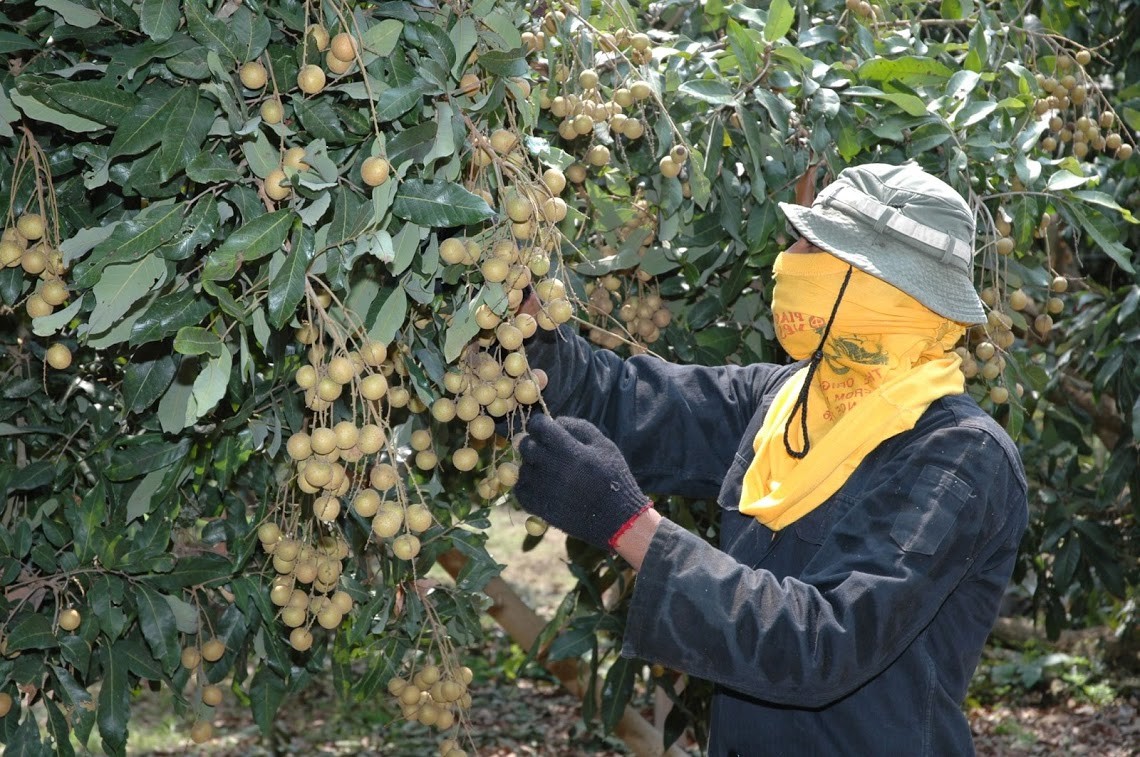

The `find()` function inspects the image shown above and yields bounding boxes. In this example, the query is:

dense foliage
[0,0,1136,753]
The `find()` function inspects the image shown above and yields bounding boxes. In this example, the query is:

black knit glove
[515,414,652,550]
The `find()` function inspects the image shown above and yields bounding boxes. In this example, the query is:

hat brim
[778,201,986,325]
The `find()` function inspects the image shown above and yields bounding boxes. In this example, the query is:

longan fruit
[308,24,330,51]
[239,61,267,89]
[181,647,202,670]
[58,608,81,631]
[405,503,432,533]
[45,343,72,370]
[201,685,224,707]
[330,32,357,63]
[261,98,284,124]
[189,720,214,744]
[361,157,391,187]
[201,638,226,662]
[16,214,45,241]
[289,627,313,652]
[264,168,291,201]
[296,64,326,95]
[392,534,421,560]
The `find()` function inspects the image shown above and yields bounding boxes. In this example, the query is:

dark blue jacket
[528,326,1028,756]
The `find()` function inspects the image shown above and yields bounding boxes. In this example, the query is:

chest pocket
[890,464,973,555]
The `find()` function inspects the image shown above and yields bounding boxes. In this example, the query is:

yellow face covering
[738,250,966,530]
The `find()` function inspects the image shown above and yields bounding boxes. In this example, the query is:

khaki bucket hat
[778,163,986,325]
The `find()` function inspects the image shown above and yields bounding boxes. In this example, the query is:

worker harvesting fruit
[514,163,1029,756]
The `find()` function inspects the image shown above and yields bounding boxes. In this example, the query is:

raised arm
[523,323,786,499]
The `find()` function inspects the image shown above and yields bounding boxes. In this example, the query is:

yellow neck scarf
[739,251,966,530]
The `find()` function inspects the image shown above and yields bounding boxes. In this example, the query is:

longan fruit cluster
[178,637,230,743]
[1033,53,1132,161]
[540,68,652,168]
[259,525,354,648]
[386,661,474,736]
[2,214,73,369]
[585,275,670,349]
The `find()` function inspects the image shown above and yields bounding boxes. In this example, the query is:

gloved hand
[514,414,652,550]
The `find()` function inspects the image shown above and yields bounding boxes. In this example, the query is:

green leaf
[362,19,404,58]
[97,644,130,754]
[293,97,347,144]
[1046,170,1093,192]
[368,286,407,344]
[374,79,430,123]
[190,348,232,420]
[130,288,213,346]
[845,87,929,117]
[392,180,494,227]
[203,209,295,281]
[157,87,214,181]
[108,86,179,159]
[86,255,167,336]
[123,354,178,413]
[44,80,139,125]
[477,47,529,77]
[173,326,223,357]
[186,150,241,183]
[764,0,795,41]
[678,79,735,105]
[135,585,179,672]
[858,56,954,86]
[1064,202,1135,273]
[9,90,103,133]
[147,553,234,591]
[268,235,313,329]
[249,667,287,737]
[73,203,182,287]
[6,613,56,651]
[140,0,179,42]
[229,6,272,62]
[107,436,191,480]
[0,31,39,55]
[36,0,100,28]
[601,656,638,733]
[444,299,479,362]
[162,593,200,634]
[183,0,243,63]
[1071,190,1138,223]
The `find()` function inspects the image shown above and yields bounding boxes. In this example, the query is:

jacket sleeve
[523,325,785,499]
[620,424,1027,707]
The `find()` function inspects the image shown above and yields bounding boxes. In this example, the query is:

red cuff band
[608,499,655,550]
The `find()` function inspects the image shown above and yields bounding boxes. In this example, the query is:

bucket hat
[778,163,986,325]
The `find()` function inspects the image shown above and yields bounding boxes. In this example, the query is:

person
[510,162,1029,756]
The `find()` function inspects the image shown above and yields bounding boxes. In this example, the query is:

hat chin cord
[783,265,855,460]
